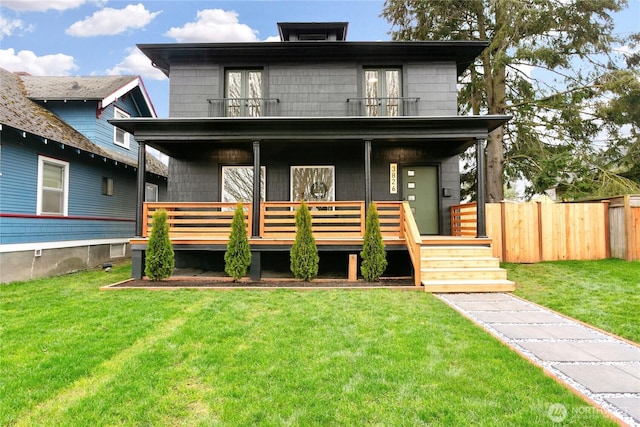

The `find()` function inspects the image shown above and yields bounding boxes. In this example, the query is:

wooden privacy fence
[451,196,640,262]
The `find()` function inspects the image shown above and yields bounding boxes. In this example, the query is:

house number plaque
[390,163,398,194]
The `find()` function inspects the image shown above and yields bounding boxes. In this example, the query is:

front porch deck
[130,201,514,292]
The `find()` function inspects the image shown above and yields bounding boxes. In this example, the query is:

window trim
[290,165,335,202]
[221,165,266,203]
[37,155,69,216]
[113,107,131,149]
[363,67,402,117]
[224,69,264,117]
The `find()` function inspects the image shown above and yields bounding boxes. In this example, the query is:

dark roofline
[111,115,510,157]
[139,40,489,77]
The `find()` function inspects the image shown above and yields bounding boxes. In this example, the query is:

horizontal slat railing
[261,201,366,238]
[451,202,477,236]
[142,201,406,243]
[143,202,252,239]
[375,202,404,238]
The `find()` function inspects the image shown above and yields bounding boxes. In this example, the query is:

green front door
[402,166,439,235]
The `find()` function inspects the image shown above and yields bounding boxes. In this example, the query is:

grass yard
[1,263,616,426]
[506,259,640,344]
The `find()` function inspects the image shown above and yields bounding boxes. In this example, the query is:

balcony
[347,97,420,117]
[208,98,280,117]
[207,97,421,117]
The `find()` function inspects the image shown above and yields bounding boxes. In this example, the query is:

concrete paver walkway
[437,293,640,426]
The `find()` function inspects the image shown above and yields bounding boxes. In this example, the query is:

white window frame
[221,166,266,203]
[145,182,159,202]
[113,107,131,149]
[364,68,402,117]
[290,165,335,202]
[37,155,69,216]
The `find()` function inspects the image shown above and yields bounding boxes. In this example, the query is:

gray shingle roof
[0,69,166,177]
[19,74,139,101]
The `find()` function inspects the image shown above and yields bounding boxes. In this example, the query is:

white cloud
[66,3,161,37]
[0,0,87,12]
[264,35,281,42]
[165,9,258,43]
[0,48,77,75]
[105,47,167,81]
[0,14,29,39]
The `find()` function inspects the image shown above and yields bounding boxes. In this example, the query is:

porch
[130,201,515,292]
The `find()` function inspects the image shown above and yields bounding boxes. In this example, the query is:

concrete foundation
[0,243,130,284]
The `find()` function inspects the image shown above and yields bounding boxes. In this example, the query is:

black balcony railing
[346,97,420,117]
[208,98,280,117]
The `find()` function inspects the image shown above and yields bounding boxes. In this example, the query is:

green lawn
[506,259,640,343]
[1,263,615,426]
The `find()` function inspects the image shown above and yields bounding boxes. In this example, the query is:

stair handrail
[401,201,423,286]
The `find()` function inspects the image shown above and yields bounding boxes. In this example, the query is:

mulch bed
[106,277,416,289]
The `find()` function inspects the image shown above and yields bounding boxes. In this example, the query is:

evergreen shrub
[224,203,251,281]
[360,203,387,281]
[145,209,175,281]
[290,201,319,281]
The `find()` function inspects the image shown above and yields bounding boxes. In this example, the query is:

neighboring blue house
[0,68,167,283]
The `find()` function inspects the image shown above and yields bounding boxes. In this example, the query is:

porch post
[251,140,261,281]
[252,140,261,237]
[364,139,372,210]
[135,140,146,237]
[133,140,146,280]
[475,137,488,238]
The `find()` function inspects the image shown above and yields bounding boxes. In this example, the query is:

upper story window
[364,68,401,117]
[225,69,263,117]
[37,155,69,216]
[113,107,131,149]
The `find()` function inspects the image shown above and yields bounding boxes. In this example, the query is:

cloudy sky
[0,0,390,117]
[1,0,638,118]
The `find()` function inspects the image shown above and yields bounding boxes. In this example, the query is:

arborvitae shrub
[360,203,387,281]
[290,201,319,281]
[145,209,175,281]
[224,203,251,281]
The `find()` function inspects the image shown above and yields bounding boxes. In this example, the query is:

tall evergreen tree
[145,209,174,281]
[290,202,319,281]
[360,203,388,282]
[383,0,640,200]
[224,203,251,281]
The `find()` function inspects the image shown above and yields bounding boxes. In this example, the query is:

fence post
[603,200,611,259]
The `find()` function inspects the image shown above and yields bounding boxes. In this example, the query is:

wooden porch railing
[143,202,252,238]
[451,202,477,236]
[401,202,423,286]
[259,201,404,239]
[140,201,422,284]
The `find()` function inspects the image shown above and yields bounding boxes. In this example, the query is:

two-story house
[113,22,514,291]
[0,69,167,283]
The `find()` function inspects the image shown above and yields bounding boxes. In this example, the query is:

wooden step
[421,267,508,281]
[422,279,516,293]
[421,245,493,258]
[420,256,500,269]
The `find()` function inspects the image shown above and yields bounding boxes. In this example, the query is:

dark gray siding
[167,140,460,234]
[168,62,458,118]
[170,65,220,117]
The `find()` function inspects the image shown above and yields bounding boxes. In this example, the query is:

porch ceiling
[111,115,510,158]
